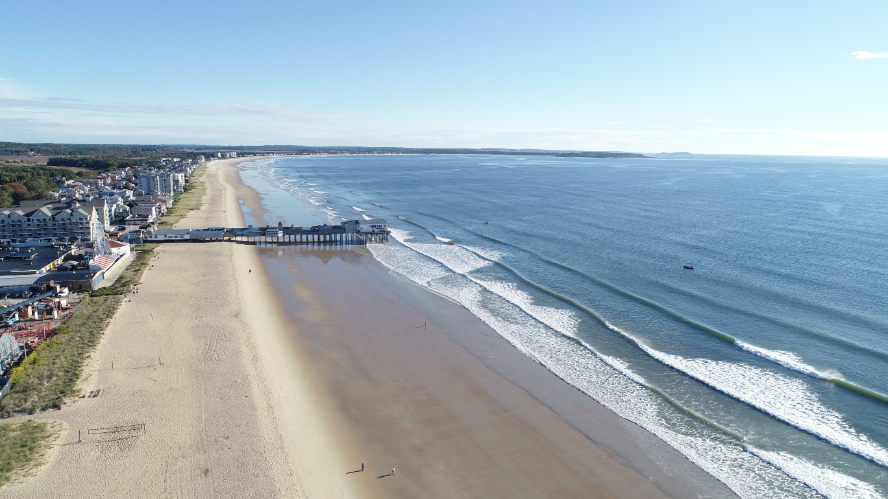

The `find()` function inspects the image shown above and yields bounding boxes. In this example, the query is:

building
[0,201,105,243]
[172,173,186,193]
[143,228,225,242]
[128,204,157,225]
[107,240,130,256]
[230,152,237,158]
[36,269,104,292]
[79,199,110,231]
[362,219,388,233]
[135,174,159,195]
[0,246,72,275]
[135,172,175,196]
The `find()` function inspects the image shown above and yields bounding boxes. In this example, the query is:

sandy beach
[0,158,736,498]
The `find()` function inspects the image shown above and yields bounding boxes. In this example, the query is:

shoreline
[233,158,737,498]
[0,158,321,498]
[0,156,734,498]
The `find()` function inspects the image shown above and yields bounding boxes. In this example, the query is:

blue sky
[1,0,887,155]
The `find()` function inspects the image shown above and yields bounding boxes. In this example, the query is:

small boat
[683,265,694,270]
[483,221,489,224]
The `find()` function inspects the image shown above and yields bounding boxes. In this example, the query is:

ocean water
[237,154,888,499]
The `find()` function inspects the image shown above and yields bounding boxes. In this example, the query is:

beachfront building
[135,172,175,196]
[78,199,110,231]
[143,228,225,242]
[362,219,388,233]
[172,173,186,193]
[128,204,158,225]
[0,201,105,243]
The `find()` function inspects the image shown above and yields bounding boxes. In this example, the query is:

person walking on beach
[361,463,364,472]
[392,467,395,475]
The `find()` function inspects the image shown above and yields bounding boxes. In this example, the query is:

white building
[0,201,104,243]
[136,173,174,196]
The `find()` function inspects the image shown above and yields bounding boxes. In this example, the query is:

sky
[1,0,887,156]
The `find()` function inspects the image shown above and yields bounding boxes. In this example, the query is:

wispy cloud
[696,119,714,123]
[0,97,344,119]
[851,51,888,60]
[0,78,13,81]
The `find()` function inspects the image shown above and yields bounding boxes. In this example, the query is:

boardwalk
[143,220,390,245]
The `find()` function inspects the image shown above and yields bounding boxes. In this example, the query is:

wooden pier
[225,227,389,245]
[142,220,390,246]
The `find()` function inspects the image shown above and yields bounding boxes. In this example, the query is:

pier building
[143,219,389,245]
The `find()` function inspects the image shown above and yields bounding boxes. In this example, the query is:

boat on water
[683,265,694,270]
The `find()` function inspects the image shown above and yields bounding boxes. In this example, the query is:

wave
[387,231,888,476]
[750,448,885,499]
[634,342,888,469]
[352,206,365,212]
[459,234,888,405]
[737,342,831,380]
[362,214,372,220]
[366,233,821,498]
[389,229,491,274]
[435,235,452,243]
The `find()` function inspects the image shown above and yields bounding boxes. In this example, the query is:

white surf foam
[636,344,888,468]
[389,229,491,274]
[366,239,820,499]
[362,214,372,220]
[597,353,648,385]
[750,448,885,499]
[352,206,365,212]
[736,341,832,380]
[435,236,452,243]
[469,277,579,337]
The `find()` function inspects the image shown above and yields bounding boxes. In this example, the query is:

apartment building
[0,201,104,243]
[136,172,174,196]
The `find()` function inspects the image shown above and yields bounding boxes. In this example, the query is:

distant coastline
[0,141,649,160]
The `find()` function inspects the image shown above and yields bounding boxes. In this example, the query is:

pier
[141,219,390,245]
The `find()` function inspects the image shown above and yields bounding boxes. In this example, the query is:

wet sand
[235,160,737,497]
[0,158,736,498]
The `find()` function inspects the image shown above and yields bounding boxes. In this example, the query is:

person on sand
[361,463,364,472]
[392,467,395,475]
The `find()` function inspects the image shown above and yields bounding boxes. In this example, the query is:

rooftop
[0,246,72,275]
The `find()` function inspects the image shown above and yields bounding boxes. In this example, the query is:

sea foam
[636,344,888,469]
[750,448,885,499]
[367,233,821,499]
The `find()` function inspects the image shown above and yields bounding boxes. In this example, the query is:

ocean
[237,153,888,499]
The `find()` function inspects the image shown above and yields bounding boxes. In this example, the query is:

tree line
[0,166,89,208]
[46,157,142,172]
